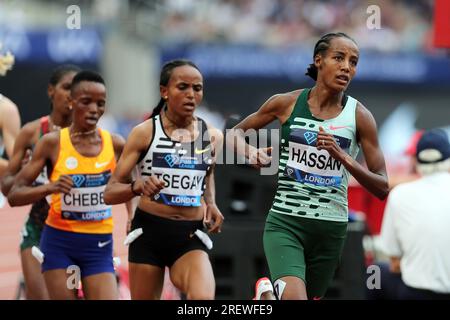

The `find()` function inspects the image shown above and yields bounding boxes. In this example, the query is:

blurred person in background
[1,65,80,299]
[379,128,450,300]
[8,71,128,300]
[367,129,424,300]
[104,59,224,300]
[228,32,388,300]
[387,130,424,189]
[0,44,21,179]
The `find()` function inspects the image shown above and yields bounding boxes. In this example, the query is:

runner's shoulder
[20,119,42,141]
[267,89,304,109]
[127,118,154,151]
[262,89,304,119]
[38,130,60,146]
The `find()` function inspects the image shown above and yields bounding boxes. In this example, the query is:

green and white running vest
[270,88,360,222]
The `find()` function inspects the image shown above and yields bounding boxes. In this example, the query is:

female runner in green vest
[229,32,389,300]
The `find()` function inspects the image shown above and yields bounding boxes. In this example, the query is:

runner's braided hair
[305,32,357,81]
[150,59,200,118]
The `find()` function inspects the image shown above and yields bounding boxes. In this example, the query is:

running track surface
[0,203,130,300]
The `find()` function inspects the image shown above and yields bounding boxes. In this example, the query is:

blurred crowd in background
[0,0,436,52]
[160,0,434,52]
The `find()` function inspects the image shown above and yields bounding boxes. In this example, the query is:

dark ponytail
[150,59,201,118]
[150,98,166,118]
[305,32,357,81]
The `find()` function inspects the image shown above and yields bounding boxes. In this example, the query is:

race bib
[283,129,351,187]
[151,153,207,207]
[61,171,112,221]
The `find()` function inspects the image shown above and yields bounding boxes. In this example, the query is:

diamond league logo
[304,131,318,145]
[164,154,180,168]
[71,175,86,188]
[287,168,294,175]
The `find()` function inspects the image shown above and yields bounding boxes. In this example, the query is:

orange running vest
[46,128,115,234]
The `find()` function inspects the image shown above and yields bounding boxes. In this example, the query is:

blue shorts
[40,225,114,278]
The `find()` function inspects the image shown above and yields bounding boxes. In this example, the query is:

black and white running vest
[137,114,213,207]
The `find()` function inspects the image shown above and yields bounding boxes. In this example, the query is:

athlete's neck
[309,85,344,111]
[69,124,98,138]
[164,108,194,129]
[49,110,71,130]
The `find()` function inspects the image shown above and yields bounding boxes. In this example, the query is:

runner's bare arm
[0,97,21,175]
[111,133,126,161]
[8,133,69,206]
[1,122,38,195]
[339,103,388,199]
[111,132,134,231]
[226,92,298,166]
[104,121,164,204]
[0,97,21,157]
[203,127,224,233]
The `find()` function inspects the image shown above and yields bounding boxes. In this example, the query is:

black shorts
[128,208,208,267]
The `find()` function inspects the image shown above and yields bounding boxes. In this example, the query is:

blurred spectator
[1,0,434,52]
[378,128,450,299]
[158,0,433,52]
[388,130,424,189]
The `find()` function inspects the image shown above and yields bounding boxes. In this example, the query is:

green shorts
[19,199,48,251]
[20,216,44,251]
[263,211,347,299]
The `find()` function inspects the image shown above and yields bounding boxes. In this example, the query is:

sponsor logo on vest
[95,161,109,168]
[65,156,78,170]
[303,131,318,145]
[163,154,198,169]
[72,175,86,188]
[329,125,351,131]
[164,154,180,167]
[194,147,210,155]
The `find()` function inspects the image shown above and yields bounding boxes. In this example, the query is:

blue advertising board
[0,26,102,63]
[161,44,450,84]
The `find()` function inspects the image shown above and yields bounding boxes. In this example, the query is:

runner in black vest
[105,59,224,300]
